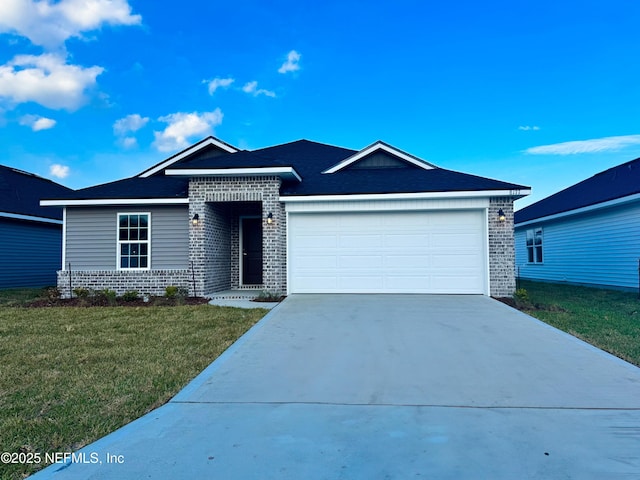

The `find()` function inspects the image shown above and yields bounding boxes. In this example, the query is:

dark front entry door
[242,217,263,285]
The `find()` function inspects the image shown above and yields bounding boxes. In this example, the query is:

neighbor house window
[526,227,543,263]
[118,213,150,269]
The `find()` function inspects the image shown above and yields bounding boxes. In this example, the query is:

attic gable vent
[323,140,436,174]
[346,151,411,169]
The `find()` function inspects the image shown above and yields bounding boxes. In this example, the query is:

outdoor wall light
[192,213,199,226]
[266,212,274,224]
[498,209,506,222]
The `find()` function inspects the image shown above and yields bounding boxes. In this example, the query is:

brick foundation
[57,269,192,298]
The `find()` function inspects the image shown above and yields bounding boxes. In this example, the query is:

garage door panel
[340,234,382,248]
[339,255,383,269]
[289,211,486,294]
[386,254,430,268]
[384,233,430,247]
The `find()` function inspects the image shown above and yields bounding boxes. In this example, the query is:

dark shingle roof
[42,138,528,203]
[175,139,356,172]
[43,176,189,201]
[515,158,640,224]
[174,139,526,195]
[0,165,72,220]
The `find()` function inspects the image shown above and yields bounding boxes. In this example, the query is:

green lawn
[0,289,266,479]
[517,280,640,367]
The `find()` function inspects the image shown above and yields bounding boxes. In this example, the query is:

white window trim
[117,212,151,270]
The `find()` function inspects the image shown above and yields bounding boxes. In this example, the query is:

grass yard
[0,289,266,479]
[516,280,640,367]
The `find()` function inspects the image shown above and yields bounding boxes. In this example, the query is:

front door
[241,217,263,285]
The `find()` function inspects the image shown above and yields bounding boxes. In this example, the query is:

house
[514,157,640,290]
[41,137,530,298]
[0,165,73,288]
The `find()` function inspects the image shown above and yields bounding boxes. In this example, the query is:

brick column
[488,197,515,297]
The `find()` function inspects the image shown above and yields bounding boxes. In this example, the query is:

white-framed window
[117,213,150,269]
[526,227,543,263]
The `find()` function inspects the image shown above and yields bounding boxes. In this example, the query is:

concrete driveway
[34,295,640,479]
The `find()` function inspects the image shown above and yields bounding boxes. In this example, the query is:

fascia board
[40,198,189,207]
[0,211,63,225]
[281,189,530,202]
[139,137,238,178]
[323,141,436,174]
[515,192,640,228]
[166,167,302,182]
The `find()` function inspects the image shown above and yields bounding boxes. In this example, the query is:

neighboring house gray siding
[0,218,62,288]
[515,200,640,290]
[65,206,189,271]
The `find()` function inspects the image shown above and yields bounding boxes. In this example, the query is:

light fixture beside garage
[191,213,199,226]
[498,209,506,222]
[266,212,274,224]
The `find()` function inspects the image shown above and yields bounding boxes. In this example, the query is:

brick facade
[56,180,517,298]
[488,197,516,297]
[189,176,287,296]
[57,269,192,298]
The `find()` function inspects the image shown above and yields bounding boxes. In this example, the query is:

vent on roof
[346,152,411,170]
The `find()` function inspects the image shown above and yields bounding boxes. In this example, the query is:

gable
[323,141,436,174]
[344,151,412,170]
[138,136,238,178]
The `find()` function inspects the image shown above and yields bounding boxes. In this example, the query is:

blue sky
[1,0,640,209]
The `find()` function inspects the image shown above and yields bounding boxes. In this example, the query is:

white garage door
[288,210,487,294]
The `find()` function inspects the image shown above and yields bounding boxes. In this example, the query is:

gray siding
[0,218,62,288]
[65,206,189,271]
[515,201,640,289]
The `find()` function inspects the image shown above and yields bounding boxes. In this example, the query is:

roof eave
[515,191,640,228]
[0,211,63,224]
[281,189,531,202]
[165,167,302,182]
[40,198,189,207]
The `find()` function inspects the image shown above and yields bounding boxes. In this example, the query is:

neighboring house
[514,157,640,290]
[0,165,73,288]
[41,137,530,298]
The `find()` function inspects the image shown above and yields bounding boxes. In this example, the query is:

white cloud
[0,0,141,50]
[113,113,149,135]
[206,77,234,95]
[49,163,70,179]
[153,109,224,152]
[242,80,276,98]
[525,134,640,155]
[121,136,137,149]
[19,114,56,130]
[278,50,301,74]
[518,125,540,131]
[0,53,103,110]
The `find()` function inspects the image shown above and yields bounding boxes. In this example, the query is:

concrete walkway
[33,295,640,479]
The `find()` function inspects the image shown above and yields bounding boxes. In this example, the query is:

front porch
[188,176,287,297]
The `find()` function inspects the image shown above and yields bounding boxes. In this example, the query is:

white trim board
[515,192,640,228]
[0,211,63,225]
[281,189,530,203]
[323,141,436,174]
[139,137,238,178]
[166,166,302,182]
[41,198,189,207]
